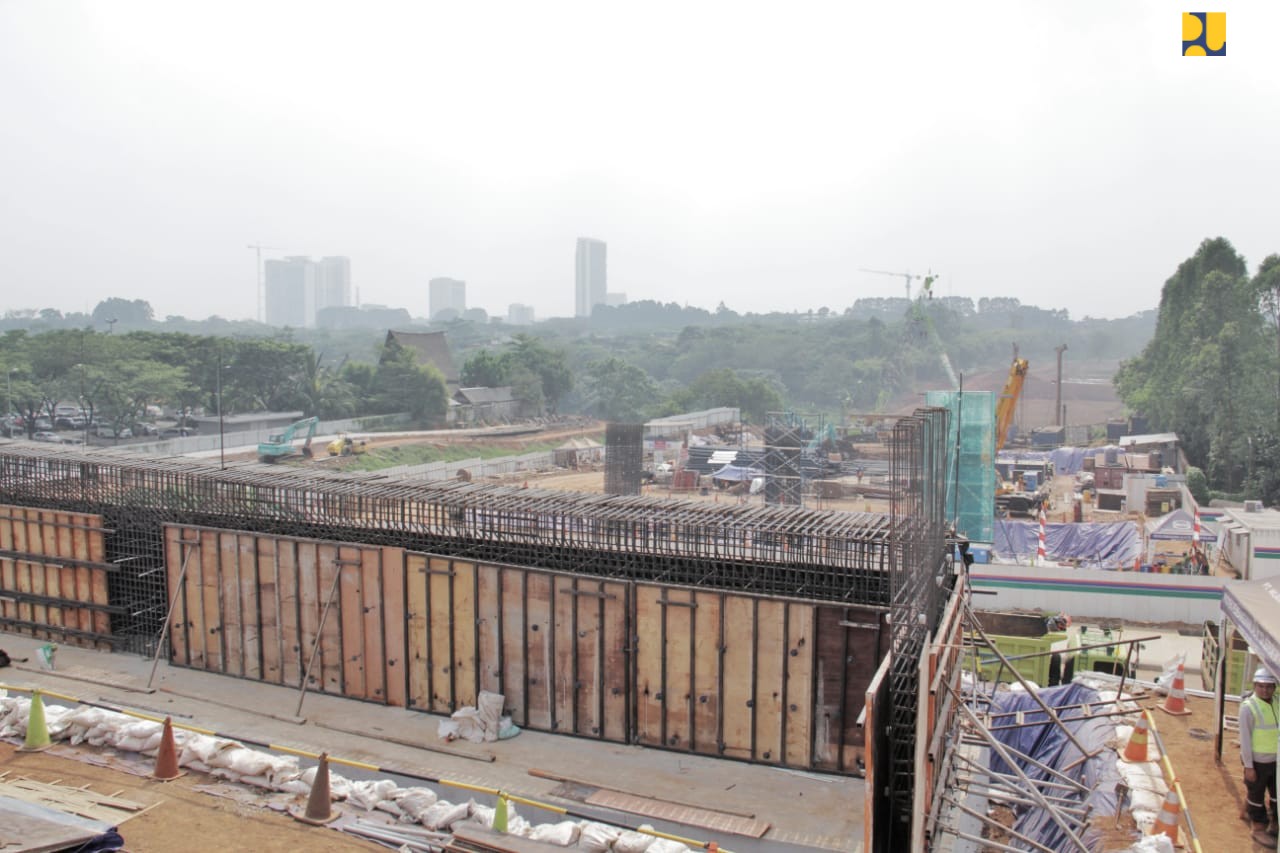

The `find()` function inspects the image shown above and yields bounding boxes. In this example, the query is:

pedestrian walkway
[0,632,863,852]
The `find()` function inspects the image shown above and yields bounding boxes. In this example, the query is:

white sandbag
[576,821,621,852]
[646,839,689,852]
[451,707,487,743]
[115,736,151,753]
[528,820,580,846]
[278,777,312,796]
[421,799,471,830]
[612,829,656,852]
[374,798,406,818]
[438,719,461,741]
[392,786,439,820]
[347,779,398,811]
[475,691,504,742]
[222,747,274,778]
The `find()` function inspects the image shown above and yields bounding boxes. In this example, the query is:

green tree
[581,357,657,422]
[461,350,507,387]
[371,340,448,423]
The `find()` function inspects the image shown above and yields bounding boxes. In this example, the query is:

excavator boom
[995,359,1029,452]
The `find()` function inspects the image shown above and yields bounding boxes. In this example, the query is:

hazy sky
[3,1,1278,323]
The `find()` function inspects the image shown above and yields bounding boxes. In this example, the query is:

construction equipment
[257,416,318,463]
[326,433,368,457]
[995,358,1029,452]
[859,267,940,300]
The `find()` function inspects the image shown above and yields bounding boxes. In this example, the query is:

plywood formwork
[0,504,113,648]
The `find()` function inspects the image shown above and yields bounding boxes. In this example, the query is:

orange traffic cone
[1158,664,1193,716]
[152,717,184,780]
[1151,788,1181,842]
[292,753,337,825]
[1121,714,1150,762]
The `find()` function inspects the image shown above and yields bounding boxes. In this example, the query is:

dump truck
[969,610,1138,686]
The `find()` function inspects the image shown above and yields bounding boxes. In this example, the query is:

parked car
[33,431,61,442]
[160,427,194,438]
[132,423,159,436]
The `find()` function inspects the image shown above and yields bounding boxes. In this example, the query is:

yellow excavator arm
[995,358,1029,452]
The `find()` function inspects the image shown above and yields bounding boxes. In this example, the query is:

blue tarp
[986,683,1118,850]
[710,464,763,483]
[991,519,1141,568]
[1049,446,1087,475]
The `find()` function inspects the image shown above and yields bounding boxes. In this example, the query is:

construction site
[0,399,1273,852]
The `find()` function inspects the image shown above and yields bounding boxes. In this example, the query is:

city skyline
[3,4,1278,324]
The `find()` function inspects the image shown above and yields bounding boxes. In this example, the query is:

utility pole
[1054,344,1068,426]
[247,244,286,323]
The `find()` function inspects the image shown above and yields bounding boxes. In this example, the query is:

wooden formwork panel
[634,584,870,771]
[0,505,111,648]
[163,525,402,703]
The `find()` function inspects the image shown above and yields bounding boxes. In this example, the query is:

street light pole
[217,357,226,470]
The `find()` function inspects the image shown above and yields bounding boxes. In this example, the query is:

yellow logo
[1183,12,1225,56]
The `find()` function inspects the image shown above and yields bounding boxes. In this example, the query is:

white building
[430,277,467,319]
[507,303,535,325]
[575,237,607,318]
[264,256,316,328]
[316,256,352,314]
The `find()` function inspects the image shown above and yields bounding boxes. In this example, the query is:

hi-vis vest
[1246,694,1279,760]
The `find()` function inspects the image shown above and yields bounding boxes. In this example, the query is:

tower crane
[248,244,287,323]
[859,268,940,300]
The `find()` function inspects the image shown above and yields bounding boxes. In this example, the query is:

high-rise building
[316,256,352,314]
[264,256,316,328]
[507,303,536,325]
[429,277,467,319]
[575,238,607,318]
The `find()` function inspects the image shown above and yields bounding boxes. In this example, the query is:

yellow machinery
[327,433,368,457]
[995,358,1029,452]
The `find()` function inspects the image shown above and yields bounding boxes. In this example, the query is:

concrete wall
[969,563,1225,624]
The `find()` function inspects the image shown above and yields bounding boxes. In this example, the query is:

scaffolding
[763,411,826,507]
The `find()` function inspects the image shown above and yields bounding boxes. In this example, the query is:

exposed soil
[0,742,380,852]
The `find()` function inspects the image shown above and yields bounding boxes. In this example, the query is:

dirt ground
[0,742,379,852]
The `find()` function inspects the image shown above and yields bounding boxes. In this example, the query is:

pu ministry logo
[1183,12,1225,55]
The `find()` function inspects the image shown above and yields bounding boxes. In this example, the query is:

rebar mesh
[0,447,907,659]
[885,406,951,842]
[603,422,644,496]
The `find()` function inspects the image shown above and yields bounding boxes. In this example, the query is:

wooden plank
[36,509,60,635]
[783,602,814,768]
[475,564,502,698]
[296,541,322,692]
[198,528,222,671]
[277,538,302,687]
[500,567,527,725]
[163,527,189,666]
[238,533,262,680]
[14,504,36,630]
[317,544,345,695]
[584,790,771,838]
[451,560,477,709]
[600,581,628,743]
[86,511,110,644]
[552,574,576,734]
[692,590,722,755]
[633,584,664,747]
[381,546,407,708]
[257,536,281,684]
[219,532,242,676]
[572,579,603,738]
[427,556,454,712]
[0,508,15,625]
[69,510,94,636]
[753,599,785,763]
[53,511,75,636]
[405,552,430,710]
[338,546,365,699]
[182,528,209,668]
[662,587,694,751]
[523,570,552,730]
[719,594,755,759]
[361,546,385,702]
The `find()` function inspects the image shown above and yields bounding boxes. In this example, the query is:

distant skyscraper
[315,256,352,313]
[429,277,467,319]
[264,256,316,327]
[575,238,607,318]
[507,303,536,325]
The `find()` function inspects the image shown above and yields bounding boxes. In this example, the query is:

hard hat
[1255,667,1278,685]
